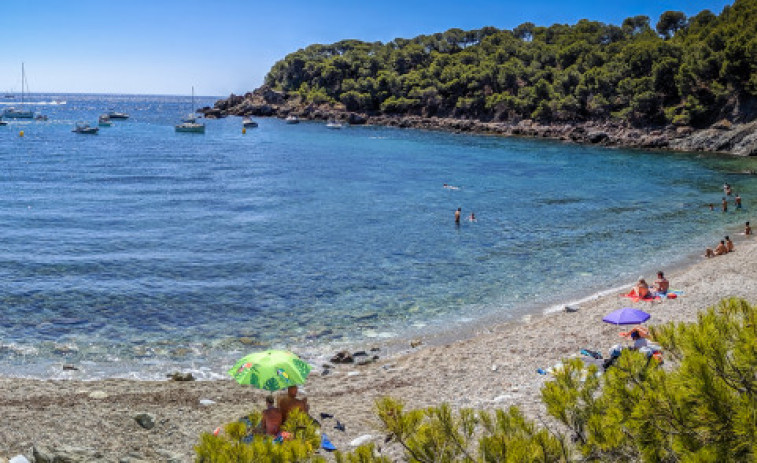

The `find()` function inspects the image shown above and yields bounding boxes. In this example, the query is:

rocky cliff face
[203,87,757,156]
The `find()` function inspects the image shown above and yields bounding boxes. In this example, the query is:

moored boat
[107,111,129,119]
[72,122,99,134]
[98,115,113,127]
[243,117,258,128]
[175,87,205,133]
[326,120,345,129]
[285,115,299,124]
[2,64,34,119]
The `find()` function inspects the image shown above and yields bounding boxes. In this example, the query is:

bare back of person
[262,407,283,436]
[278,386,309,423]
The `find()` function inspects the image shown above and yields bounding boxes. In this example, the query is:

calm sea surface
[1,94,756,379]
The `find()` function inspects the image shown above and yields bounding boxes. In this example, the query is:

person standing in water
[722,197,728,212]
[746,221,752,235]
[735,193,742,210]
[455,207,461,224]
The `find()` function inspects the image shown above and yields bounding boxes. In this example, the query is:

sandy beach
[1,231,755,462]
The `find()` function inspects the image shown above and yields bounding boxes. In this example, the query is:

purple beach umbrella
[603,307,650,325]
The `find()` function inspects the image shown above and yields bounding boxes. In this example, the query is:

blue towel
[321,433,337,451]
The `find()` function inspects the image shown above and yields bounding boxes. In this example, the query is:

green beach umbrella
[228,349,312,392]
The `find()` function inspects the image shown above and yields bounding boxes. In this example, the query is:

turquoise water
[1,94,756,379]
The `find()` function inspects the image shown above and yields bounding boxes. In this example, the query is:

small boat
[326,120,345,129]
[2,64,33,119]
[35,114,48,121]
[175,86,205,133]
[175,121,205,133]
[0,119,7,126]
[106,111,129,119]
[242,117,258,128]
[285,115,299,124]
[72,122,99,134]
[98,115,113,127]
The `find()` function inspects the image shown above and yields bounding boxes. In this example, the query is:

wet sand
[1,234,755,462]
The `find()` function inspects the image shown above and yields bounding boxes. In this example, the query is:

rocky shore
[203,86,757,157]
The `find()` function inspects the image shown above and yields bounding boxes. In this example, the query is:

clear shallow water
[1,94,756,379]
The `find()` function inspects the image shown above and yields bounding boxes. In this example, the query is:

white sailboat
[3,63,34,119]
[175,87,205,133]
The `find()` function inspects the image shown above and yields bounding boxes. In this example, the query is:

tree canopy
[263,0,757,127]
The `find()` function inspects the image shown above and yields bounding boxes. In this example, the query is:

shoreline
[205,89,757,157]
[2,228,755,461]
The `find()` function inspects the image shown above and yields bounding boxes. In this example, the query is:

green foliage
[542,297,757,462]
[263,0,757,127]
[194,409,327,463]
[374,397,569,462]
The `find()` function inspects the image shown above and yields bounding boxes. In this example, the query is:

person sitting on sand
[260,395,283,436]
[714,240,728,256]
[631,278,650,299]
[277,385,310,424]
[746,221,752,236]
[629,330,648,351]
[705,247,715,258]
[725,236,734,252]
[652,271,669,295]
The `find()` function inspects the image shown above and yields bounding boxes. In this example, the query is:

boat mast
[21,62,25,105]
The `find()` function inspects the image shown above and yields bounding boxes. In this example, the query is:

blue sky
[0,0,733,96]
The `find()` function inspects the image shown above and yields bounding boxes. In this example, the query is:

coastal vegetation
[260,0,757,128]
[196,298,757,462]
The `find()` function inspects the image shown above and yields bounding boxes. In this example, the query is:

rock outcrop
[204,87,757,156]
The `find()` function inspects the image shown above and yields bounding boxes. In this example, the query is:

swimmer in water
[468,212,476,222]
[443,183,460,190]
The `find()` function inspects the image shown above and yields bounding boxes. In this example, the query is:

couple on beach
[258,386,310,437]
[629,271,669,299]
[705,236,735,258]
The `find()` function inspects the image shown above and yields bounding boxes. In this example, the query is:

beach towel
[620,291,660,302]
[580,349,603,359]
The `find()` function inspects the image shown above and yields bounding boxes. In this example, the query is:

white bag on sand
[10,455,31,463]
[350,434,373,446]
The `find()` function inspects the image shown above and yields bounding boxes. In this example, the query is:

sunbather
[652,271,669,295]
[260,395,283,436]
[277,385,310,424]
[631,278,650,299]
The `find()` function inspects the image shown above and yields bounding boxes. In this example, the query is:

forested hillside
[261,0,757,127]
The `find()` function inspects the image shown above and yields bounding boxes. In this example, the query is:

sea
[1,93,756,380]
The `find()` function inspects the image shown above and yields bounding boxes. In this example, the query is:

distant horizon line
[2,91,228,98]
